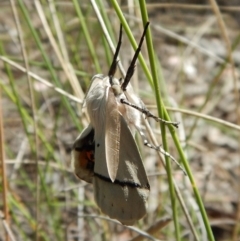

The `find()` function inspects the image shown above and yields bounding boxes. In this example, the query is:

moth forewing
[85,75,107,140]
[93,114,149,226]
[82,74,105,109]
[105,87,121,182]
[82,76,112,179]
[116,115,149,187]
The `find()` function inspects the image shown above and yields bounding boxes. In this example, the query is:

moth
[72,22,178,225]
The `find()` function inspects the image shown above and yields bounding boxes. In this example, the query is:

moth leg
[120,98,179,128]
[137,127,186,175]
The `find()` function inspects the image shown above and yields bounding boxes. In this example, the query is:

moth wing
[83,74,104,108]
[105,88,120,182]
[72,124,95,183]
[94,114,150,225]
[115,115,149,186]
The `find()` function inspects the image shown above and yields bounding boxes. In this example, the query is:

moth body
[72,23,151,225]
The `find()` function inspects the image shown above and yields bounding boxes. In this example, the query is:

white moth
[72,22,178,225]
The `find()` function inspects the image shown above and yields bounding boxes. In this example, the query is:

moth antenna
[137,128,186,176]
[121,22,150,91]
[108,24,123,77]
[120,98,179,128]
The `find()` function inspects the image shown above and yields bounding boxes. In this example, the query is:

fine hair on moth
[72,22,180,226]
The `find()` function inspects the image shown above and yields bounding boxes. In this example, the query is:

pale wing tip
[108,171,116,183]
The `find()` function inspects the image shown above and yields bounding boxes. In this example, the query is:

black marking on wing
[94,172,150,190]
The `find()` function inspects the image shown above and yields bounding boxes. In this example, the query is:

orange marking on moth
[78,149,94,170]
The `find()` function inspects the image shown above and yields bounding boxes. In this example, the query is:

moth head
[110,76,122,96]
[111,78,122,96]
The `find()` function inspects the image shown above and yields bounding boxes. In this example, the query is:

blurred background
[0,0,239,240]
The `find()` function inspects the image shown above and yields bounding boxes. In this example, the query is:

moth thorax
[111,84,122,96]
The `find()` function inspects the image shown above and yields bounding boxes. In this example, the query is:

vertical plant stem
[0,90,10,241]
[10,0,40,240]
[138,1,180,240]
